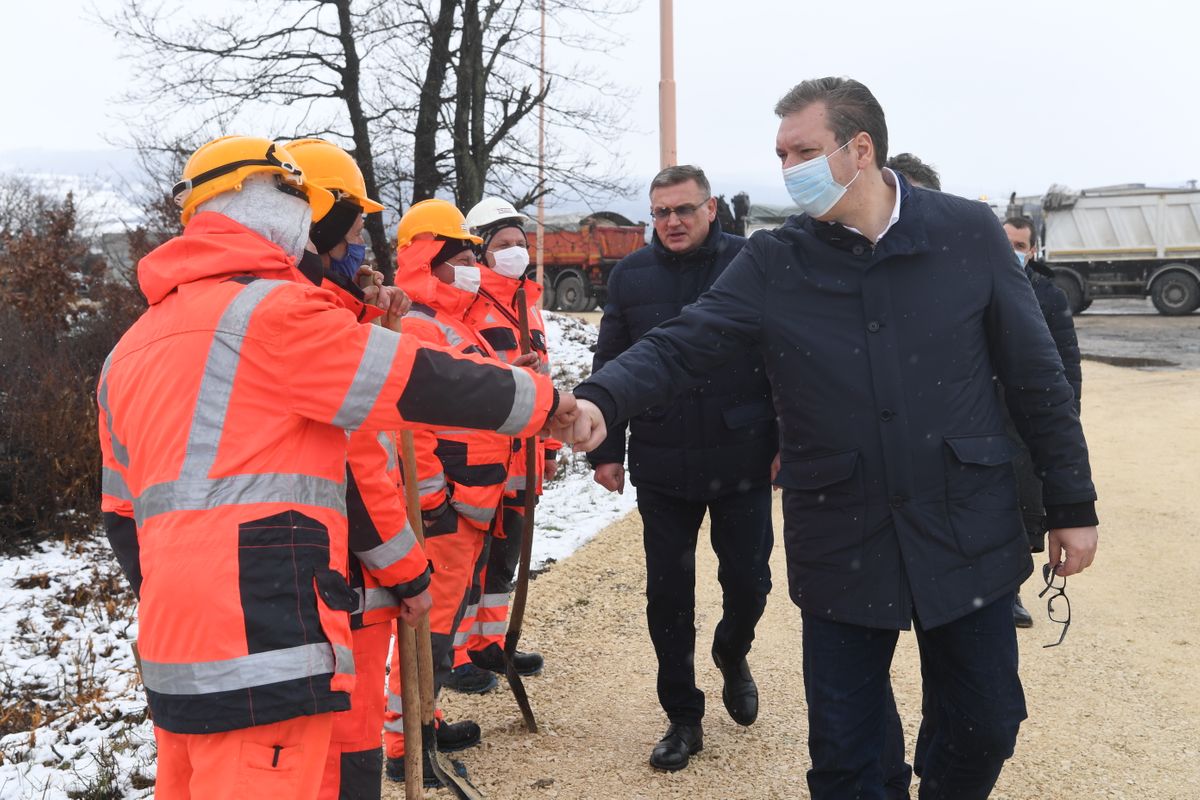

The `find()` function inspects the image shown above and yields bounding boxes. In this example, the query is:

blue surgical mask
[1013,250,1027,266]
[782,139,861,217]
[328,243,366,280]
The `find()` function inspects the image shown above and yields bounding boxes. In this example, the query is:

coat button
[852,244,867,256]
[867,320,881,333]
[880,409,894,421]
[890,494,906,509]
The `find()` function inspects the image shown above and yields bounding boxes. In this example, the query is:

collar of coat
[790,172,933,261]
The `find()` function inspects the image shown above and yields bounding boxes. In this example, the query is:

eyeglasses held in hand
[650,198,709,221]
[1038,563,1071,648]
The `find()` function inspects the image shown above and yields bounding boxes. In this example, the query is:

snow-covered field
[0,311,630,799]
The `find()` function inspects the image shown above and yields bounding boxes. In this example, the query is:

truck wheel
[541,281,557,311]
[1079,299,1093,312]
[1150,271,1200,315]
[1053,273,1086,315]
[556,272,591,312]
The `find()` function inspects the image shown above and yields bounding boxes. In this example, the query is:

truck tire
[1053,273,1086,315]
[1150,270,1200,315]
[556,271,591,312]
[541,280,557,311]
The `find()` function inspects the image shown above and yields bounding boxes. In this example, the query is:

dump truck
[524,212,647,311]
[1041,184,1200,315]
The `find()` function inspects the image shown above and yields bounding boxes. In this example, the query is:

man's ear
[854,132,875,170]
[705,195,718,222]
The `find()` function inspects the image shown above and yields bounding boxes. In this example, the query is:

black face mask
[309,199,363,254]
[297,250,325,286]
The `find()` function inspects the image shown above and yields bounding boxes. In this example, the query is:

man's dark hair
[774,77,888,169]
[1004,216,1039,249]
[886,153,941,191]
[649,164,711,198]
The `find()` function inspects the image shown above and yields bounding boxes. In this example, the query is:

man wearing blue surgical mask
[288,138,383,285]
[570,77,1099,799]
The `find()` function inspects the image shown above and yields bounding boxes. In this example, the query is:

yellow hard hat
[396,199,483,249]
[172,136,334,225]
[284,138,385,215]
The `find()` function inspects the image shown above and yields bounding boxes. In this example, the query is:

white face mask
[1013,250,1027,266]
[491,245,530,279]
[452,265,481,294]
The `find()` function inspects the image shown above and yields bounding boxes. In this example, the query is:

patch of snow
[0,540,154,800]
[534,312,636,569]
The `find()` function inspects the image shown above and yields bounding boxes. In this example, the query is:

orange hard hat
[172,136,334,225]
[396,199,482,249]
[284,138,385,216]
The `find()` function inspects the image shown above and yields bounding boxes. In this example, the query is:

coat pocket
[779,450,865,571]
[722,400,776,430]
[942,434,1022,558]
[943,434,1016,506]
[775,449,860,506]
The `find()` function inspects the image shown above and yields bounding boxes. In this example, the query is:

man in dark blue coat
[570,78,1099,799]
[589,165,777,772]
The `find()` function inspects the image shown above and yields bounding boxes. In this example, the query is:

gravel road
[384,358,1200,799]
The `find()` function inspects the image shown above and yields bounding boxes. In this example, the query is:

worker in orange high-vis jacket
[97,136,571,800]
[285,138,424,800]
[445,197,562,692]
[381,199,534,787]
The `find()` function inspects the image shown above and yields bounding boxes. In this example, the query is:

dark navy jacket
[576,178,1097,629]
[588,221,776,501]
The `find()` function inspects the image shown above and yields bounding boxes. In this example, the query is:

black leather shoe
[713,649,759,726]
[444,663,498,694]
[385,750,470,788]
[469,644,544,676]
[1013,594,1034,628]
[436,719,481,752]
[649,723,703,771]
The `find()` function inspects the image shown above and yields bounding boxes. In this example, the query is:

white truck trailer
[1041,184,1200,315]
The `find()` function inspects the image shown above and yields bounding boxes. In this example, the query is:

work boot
[444,662,497,694]
[436,719,481,752]
[1014,593,1034,628]
[385,750,469,788]
[649,723,703,772]
[713,649,759,726]
[469,644,544,676]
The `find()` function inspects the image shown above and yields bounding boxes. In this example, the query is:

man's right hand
[593,463,625,494]
[399,588,433,627]
[564,398,607,452]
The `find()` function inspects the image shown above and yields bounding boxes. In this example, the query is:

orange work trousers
[154,712,334,800]
[317,620,392,800]
[383,523,485,758]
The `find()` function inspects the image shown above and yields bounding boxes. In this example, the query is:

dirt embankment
[386,361,1200,800]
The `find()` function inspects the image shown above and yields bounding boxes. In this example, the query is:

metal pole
[659,0,677,169]
[535,0,546,307]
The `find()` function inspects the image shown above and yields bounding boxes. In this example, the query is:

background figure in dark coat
[589,164,776,772]
[571,78,1099,800]
[1004,215,1084,627]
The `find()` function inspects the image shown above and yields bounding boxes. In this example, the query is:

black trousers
[805,595,1027,800]
[636,484,773,725]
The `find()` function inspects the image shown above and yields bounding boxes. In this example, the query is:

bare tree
[104,0,636,277]
[105,0,413,278]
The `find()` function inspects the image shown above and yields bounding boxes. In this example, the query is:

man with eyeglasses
[571,78,1099,799]
[588,165,777,772]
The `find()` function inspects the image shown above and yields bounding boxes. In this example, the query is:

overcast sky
[3,0,1198,213]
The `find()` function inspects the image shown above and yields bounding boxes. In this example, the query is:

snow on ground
[0,311,629,798]
[0,540,154,800]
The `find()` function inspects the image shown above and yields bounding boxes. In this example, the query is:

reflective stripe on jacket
[395,242,515,533]
[97,213,555,733]
[466,267,561,498]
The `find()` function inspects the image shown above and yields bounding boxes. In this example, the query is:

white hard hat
[465,196,530,234]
